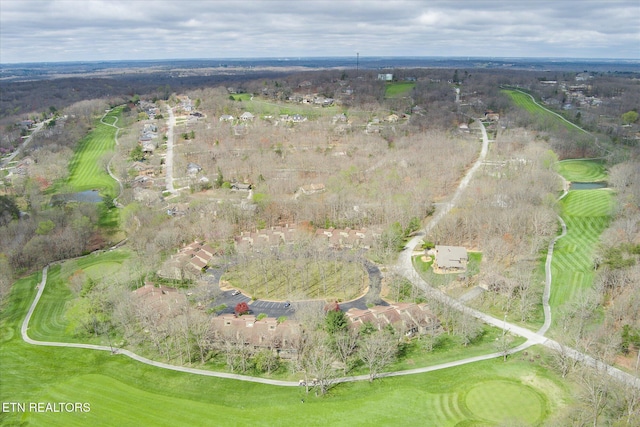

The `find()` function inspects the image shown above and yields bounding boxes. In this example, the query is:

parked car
[231,290,240,296]
[284,301,291,308]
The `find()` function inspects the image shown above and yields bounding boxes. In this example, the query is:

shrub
[235,302,250,316]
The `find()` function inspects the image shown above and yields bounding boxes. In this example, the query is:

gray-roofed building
[434,245,468,271]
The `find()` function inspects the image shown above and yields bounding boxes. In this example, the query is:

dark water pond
[51,189,103,205]
[570,182,608,190]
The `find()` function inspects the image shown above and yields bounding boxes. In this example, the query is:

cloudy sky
[1,0,639,64]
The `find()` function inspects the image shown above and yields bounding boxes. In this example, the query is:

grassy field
[503,89,580,133]
[64,108,121,197]
[557,159,607,182]
[0,270,569,426]
[385,82,415,98]
[222,259,367,301]
[550,159,613,311]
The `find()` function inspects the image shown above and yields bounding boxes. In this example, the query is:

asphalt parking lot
[249,299,297,317]
[213,289,295,317]
[207,257,383,317]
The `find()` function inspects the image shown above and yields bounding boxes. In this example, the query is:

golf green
[465,380,544,425]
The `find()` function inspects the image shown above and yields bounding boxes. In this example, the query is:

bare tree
[358,329,397,382]
[298,330,338,395]
[420,325,443,353]
[0,256,13,307]
[332,328,359,374]
[191,310,213,363]
[550,343,580,379]
[218,332,253,373]
[571,365,615,427]
[453,308,484,347]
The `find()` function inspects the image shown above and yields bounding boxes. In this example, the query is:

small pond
[570,182,608,190]
[51,189,103,205]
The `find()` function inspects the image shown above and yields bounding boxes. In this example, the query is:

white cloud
[1,0,638,63]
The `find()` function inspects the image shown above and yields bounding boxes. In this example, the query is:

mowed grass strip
[503,89,579,133]
[558,159,607,182]
[66,109,121,196]
[550,189,614,309]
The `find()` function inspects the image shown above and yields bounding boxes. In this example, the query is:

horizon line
[2,55,640,67]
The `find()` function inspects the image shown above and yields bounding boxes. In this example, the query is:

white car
[231,290,240,296]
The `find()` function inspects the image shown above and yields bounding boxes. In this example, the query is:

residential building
[434,245,468,271]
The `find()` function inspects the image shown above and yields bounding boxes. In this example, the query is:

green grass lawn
[385,82,415,98]
[1,258,573,426]
[558,159,607,182]
[549,158,613,313]
[549,189,614,309]
[51,108,124,233]
[465,379,545,424]
[503,89,580,133]
[64,108,122,197]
